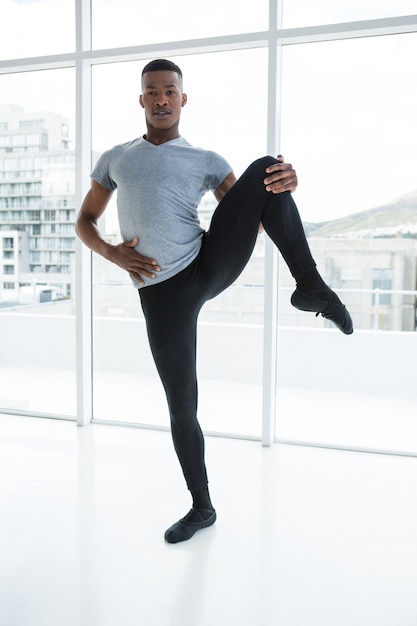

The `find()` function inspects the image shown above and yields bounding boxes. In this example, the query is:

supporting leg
[139,276,217,543]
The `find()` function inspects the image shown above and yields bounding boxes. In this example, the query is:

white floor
[1,414,417,626]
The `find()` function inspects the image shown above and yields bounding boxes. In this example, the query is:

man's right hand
[76,181,160,285]
[107,237,160,286]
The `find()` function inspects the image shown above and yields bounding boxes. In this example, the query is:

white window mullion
[75,0,93,426]
[261,0,283,446]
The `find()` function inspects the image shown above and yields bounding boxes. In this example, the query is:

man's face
[140,70,187,132]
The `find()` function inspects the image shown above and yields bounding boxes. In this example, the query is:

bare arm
[76,180,115,258]
[214,172,237,203]
[214,155,298,203]
[75,180,160,286]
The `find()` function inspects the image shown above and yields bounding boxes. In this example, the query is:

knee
[242,155,278,181]
[253,155,278,168]
[166,380,198,423]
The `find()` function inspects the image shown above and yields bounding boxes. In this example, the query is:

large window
[282,0,417,28]
[0,1,416,455]
[275,31,417,453]
[1,0,74,59]
[277,32,417,333]
[0,68,76,417]
[92,0,268,49]
[91,49,268,434]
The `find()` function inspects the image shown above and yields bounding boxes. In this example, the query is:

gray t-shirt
[91,136,232,288]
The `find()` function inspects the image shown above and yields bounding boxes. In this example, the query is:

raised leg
[199,156,353,333]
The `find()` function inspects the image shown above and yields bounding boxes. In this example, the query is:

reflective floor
[1,414,417,626]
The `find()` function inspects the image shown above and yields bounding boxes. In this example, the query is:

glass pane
[0,68,76,417]
[92,0,268,49]
[91,49,268,436]
[1,0,75,59]
[282,0,417,28]
[276,33,417,453]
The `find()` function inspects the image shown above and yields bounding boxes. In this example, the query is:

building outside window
[372,268,393,305]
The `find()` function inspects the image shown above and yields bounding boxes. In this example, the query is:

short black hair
[142,59,183,81]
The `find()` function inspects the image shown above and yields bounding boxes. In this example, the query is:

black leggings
[139,156,316,491]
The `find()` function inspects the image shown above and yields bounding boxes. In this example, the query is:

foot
[164,508,216,544]
[291,288,353,335]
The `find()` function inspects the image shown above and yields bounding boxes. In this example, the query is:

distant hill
[305,189,417,238]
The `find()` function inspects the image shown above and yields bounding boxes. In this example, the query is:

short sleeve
[204,151,233,192]
[91,150,117,191]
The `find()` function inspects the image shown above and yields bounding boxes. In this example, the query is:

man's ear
[182,93,187,107]
[139,95,144,108]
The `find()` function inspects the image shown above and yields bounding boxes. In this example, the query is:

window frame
[0,0,416,439]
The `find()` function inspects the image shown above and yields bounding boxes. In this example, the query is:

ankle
[185,507,215,523]
[295,268,327,293]
[191,485,214,511]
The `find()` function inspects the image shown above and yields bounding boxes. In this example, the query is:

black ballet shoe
[164,508,217,544]
[291,288,353,335]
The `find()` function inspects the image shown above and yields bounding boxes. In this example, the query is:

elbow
[74,212,83,238]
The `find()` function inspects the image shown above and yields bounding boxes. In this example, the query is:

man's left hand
[264,154,298,194]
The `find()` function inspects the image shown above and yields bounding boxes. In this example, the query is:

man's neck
[143,129,181,146]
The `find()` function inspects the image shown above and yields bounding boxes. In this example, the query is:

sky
[1,0,416,223]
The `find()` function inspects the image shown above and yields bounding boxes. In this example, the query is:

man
[76,58,353,544]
